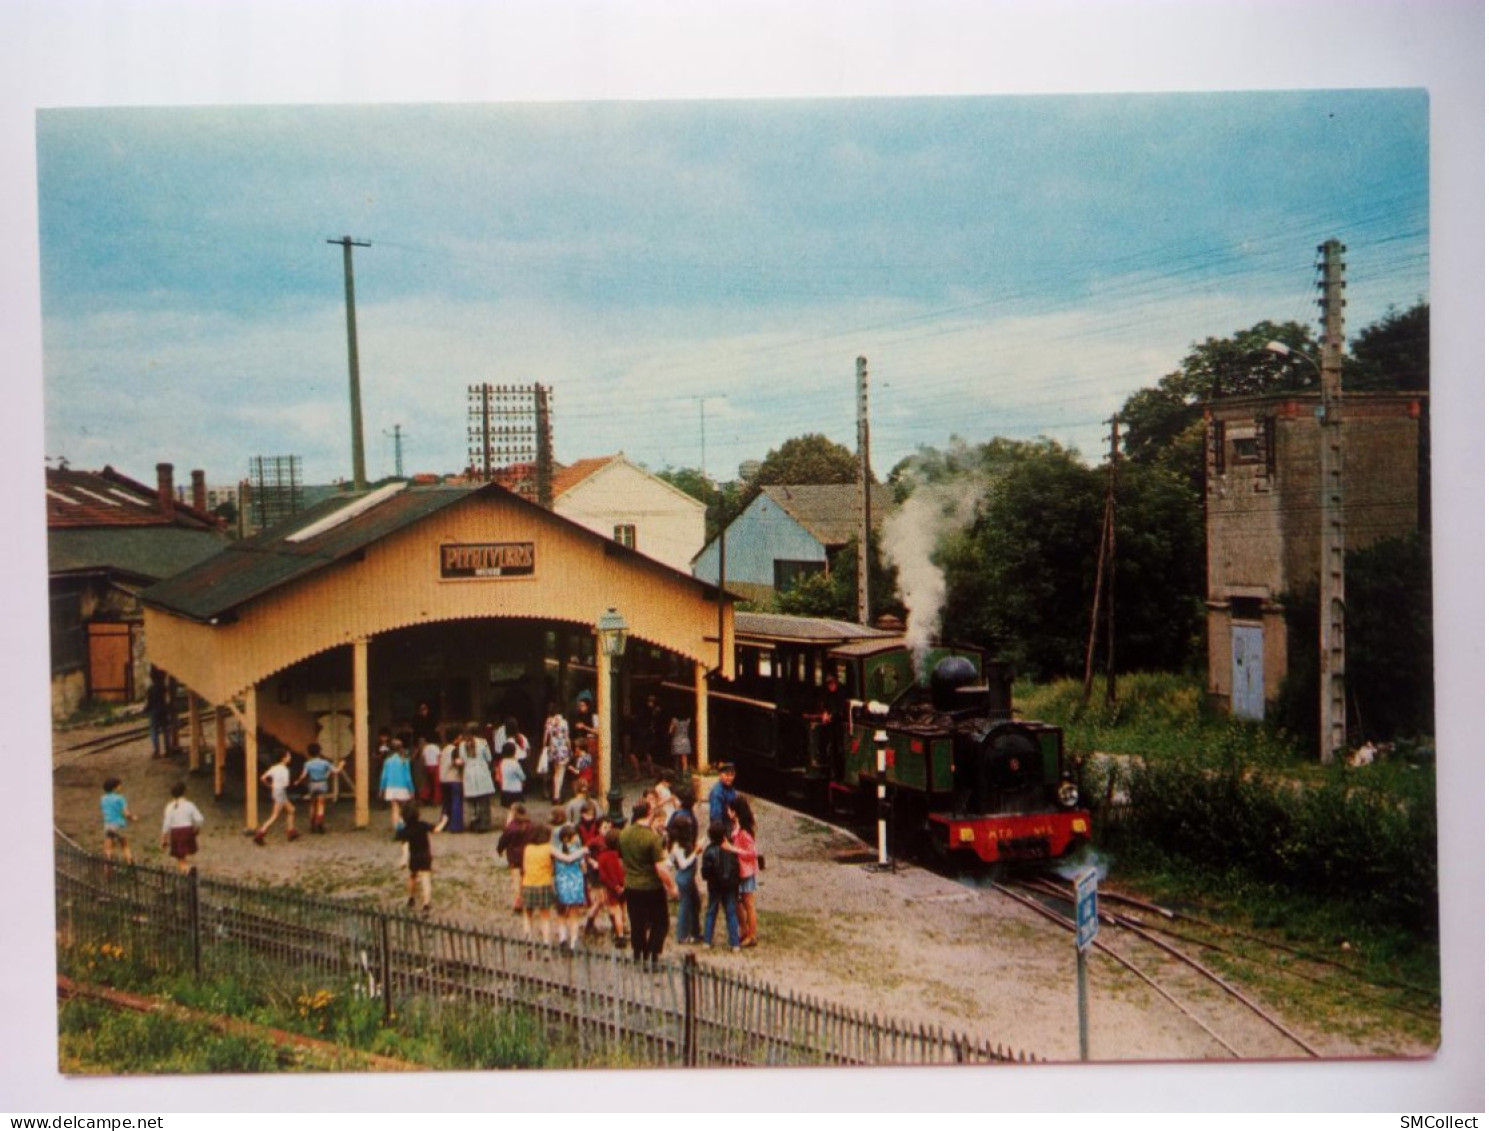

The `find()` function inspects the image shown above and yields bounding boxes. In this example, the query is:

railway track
[992,874,1437,1059]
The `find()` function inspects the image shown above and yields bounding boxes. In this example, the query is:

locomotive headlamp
[1057,777,1080,808]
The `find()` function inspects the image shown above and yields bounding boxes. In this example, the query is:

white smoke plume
[882,469,986,675]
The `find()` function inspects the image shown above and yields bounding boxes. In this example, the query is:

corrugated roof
[142,484,483,621]
[759,483,895,547]
[143,480,726,623]
[734,611,899,645]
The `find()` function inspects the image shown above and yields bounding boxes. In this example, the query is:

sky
[6,0,1482,1117]
[38,90,1429,488]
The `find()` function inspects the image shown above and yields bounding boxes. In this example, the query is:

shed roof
[758,483,895,547]
[734,610,898,646]
[49,525,230,584]
[142,480,724,624]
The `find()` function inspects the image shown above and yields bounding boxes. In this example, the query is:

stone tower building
[1204,391,1426,719]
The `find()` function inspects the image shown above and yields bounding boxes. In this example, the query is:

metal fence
[53,835,1034,1067]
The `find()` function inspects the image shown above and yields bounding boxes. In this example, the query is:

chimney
[191,469,207,513]
[156,463,176,517]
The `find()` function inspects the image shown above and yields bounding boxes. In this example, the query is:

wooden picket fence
[52,833,1037,1067]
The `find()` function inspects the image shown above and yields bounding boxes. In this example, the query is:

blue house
[692,483,894,606]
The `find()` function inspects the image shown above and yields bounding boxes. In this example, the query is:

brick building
[1204,391,1426,718]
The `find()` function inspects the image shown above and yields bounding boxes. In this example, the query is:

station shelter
[141,480,735,830]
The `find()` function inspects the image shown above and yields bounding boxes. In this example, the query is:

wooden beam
[694,660,710,773]
[243,686,259,831]
[353,637,370,828]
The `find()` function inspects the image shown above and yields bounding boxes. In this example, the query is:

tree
[772,535,902,623]
[1121,320,1317,472]
[918,438,1203,679]
[655,465,745,544]
[755,434,863,486]
[1346,301,1429,391]
[1276,533,1434,752]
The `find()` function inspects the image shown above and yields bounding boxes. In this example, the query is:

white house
[551,453,707,574]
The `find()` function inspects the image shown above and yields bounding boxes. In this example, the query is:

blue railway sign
[1074,868,1099,951]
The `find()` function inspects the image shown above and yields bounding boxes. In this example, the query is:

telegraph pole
[385,424,406,479]
[856,356,872,625]
[329,236,372,491]
[1317,240,1347,763]
[1082,415,1120,710]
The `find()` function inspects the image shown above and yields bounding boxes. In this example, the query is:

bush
[1108,751,1437,935]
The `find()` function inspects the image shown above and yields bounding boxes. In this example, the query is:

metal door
[1230,625,1264,720]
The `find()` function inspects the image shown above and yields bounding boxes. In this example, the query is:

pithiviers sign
[440,542,535,579]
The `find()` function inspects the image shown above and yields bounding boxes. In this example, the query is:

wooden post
[693,660,710,772]
[187,693,203,773]
[243,687,259,831]
[595,642,612,802]
[213,708,226,799]
[353,636,370,827]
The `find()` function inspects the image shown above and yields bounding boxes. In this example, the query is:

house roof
[142,480,725,624]
[46,466,219,530]
[758,483,895,547]
[552,456,615,498]
[50,526,231,584]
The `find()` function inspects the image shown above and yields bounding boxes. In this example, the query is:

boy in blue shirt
[295,743,341,834]
[100,777,137,863]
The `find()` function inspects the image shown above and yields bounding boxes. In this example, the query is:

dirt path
[51,724,1433,1064]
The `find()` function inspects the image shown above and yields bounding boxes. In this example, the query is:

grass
[1015,671,1440,1051]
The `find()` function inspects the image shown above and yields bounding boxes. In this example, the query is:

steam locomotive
[703,612,1091,865]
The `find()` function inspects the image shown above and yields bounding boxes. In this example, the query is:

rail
[52,834,1035,1068]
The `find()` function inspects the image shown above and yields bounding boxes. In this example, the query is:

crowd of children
[100,697,764,960]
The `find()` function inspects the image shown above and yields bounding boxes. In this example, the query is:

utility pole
[1317,240,1347,763]
[1082,415,1120,710]
[328,236,372,491]
[856,356,872,625]
[384,424,406,479]
[535,383,554,510]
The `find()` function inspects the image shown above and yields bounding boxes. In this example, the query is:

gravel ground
[50,724,1433,1065]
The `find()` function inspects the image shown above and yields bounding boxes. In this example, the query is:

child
[496,803,532,913]
[253,751,299,845]
[295,742,340,834]
[159,781,205,874]
[595,829,628,945]
[438,726,466,833]
[394,800,448,916]
[378,738,416,834]
[552,824,588,950]
[519,823,557,944]
[497,741,526,810]
[701,819,741,951]
[669,816,702,944]
[728,796,760,948]
[100,777,136,864]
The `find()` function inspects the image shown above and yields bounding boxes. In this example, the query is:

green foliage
[1109,749,1438,935]
[58,997,285,1074]
[1346,301,1429,391]
[1275,534,1435,753]
[426,1003,549,1069]
[653,466,744,544]
[772,535,901,622]
[1120,320,1317,469]
[930,442,1203,678]
[755,433,862,486]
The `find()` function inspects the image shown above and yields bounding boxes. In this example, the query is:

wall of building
[1205,393,1423,714]
[692,493,825,588]
[555,461,705,574]
[145,490,731,706]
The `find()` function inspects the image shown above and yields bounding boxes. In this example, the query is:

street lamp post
[595,607,629,823]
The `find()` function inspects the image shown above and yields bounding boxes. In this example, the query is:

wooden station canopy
[142,481,735,830]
